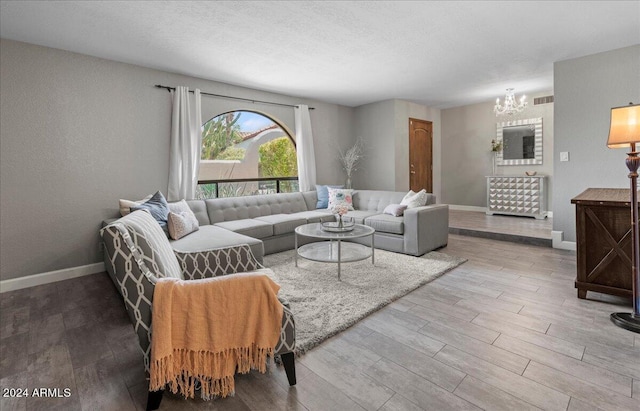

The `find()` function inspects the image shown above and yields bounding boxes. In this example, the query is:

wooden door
[409,118,433,192]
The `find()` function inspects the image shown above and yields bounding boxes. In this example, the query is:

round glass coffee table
[294,223,375,280]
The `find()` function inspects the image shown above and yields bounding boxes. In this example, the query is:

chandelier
[494,88,527,116]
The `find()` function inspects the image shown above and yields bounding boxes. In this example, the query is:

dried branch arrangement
[338,138,365,179]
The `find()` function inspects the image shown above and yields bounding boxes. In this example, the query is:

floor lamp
[607,103,640,333]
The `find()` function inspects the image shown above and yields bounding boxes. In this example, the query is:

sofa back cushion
[301,191,318,211]
[205,192,309,224]
[185,200,210,226]
[353,190,437,212]
[423,192,437,205]
[353,190,407,212]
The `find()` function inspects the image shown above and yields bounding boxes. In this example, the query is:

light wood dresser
[486,175,547,219]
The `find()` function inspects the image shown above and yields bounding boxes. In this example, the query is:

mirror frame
[496,117,543,166]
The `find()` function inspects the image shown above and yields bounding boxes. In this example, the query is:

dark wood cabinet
[572,188,634,299]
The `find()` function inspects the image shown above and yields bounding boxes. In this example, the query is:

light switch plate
[560,152,569,162]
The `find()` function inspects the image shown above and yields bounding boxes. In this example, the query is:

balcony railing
[196,177,299,199]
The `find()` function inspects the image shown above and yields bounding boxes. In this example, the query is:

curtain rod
[155,84,314,110]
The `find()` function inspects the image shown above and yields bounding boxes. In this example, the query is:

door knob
[410,171,416,174]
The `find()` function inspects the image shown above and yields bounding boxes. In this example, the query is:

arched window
[197,111,298,199]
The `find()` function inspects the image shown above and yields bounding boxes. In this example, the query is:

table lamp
[607,102,640,333]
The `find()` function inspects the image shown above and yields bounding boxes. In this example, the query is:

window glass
[198,111,298,198]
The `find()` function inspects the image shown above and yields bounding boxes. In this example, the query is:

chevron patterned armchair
[100,210,296,411]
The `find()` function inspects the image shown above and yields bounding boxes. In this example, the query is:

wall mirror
[496,117,543,165]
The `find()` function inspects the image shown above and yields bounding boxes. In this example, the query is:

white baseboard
[552,230,576,251]
[0,262,106,293]
[449,204,487,213]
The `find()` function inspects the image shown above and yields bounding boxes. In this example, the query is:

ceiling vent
[534,96,554,105]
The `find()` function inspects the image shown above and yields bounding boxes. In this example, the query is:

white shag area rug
[263,248,466,354]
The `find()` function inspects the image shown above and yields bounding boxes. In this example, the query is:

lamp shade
[607,104,640,148]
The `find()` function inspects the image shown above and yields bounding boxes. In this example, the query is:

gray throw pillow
[383,203,408,217]
[130,191,170,231]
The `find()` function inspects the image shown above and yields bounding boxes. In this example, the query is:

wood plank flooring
[1,234,639,411]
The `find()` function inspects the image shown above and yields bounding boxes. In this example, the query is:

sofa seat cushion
[344,210,381,224]
[292,210,336,224]
[169,225,264,261]
[365,214,405,235]
[255,214,307,235]
[214,219,273,239]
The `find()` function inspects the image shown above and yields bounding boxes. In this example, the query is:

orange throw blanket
[149,273,283,399]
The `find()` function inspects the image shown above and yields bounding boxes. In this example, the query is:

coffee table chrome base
[296,241,374,280]
[295,223,376,280]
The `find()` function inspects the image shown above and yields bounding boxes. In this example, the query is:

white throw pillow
[383,204,408,217]
[400,189,428,209]
[327,187,355,211]
[119,194,153,217]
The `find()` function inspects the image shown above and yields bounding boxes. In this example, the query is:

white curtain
[168,87,202,201]
[294,105,317,192]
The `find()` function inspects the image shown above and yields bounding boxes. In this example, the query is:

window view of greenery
[201,112,245,160]
[197,111,298,199]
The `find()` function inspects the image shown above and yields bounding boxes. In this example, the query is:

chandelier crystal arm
[494,88,528,116]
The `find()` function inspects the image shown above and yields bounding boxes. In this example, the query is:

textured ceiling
[1,1,639,108]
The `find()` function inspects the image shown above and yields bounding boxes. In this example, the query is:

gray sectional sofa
[168,189,449,262]
[100,189,447,409]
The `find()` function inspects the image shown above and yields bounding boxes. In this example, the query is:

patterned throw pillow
[167,211,200,240]
[400,189,428,209]
[316,185,344,208]
[383,204,408,217]
[327,187,354,211]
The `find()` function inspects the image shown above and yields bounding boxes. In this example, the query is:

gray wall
[352,100,396,190]
[353,99,442,200]
[553,45,640,242]
[441,91,555,208]
[0,39,355,281]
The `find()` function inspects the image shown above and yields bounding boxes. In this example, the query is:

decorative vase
[338,215,344,229]
[492,152,497,175]
[345,176,352,189]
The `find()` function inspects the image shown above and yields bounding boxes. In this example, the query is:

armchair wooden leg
[281,352,296,386]
[146,389,164,411]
